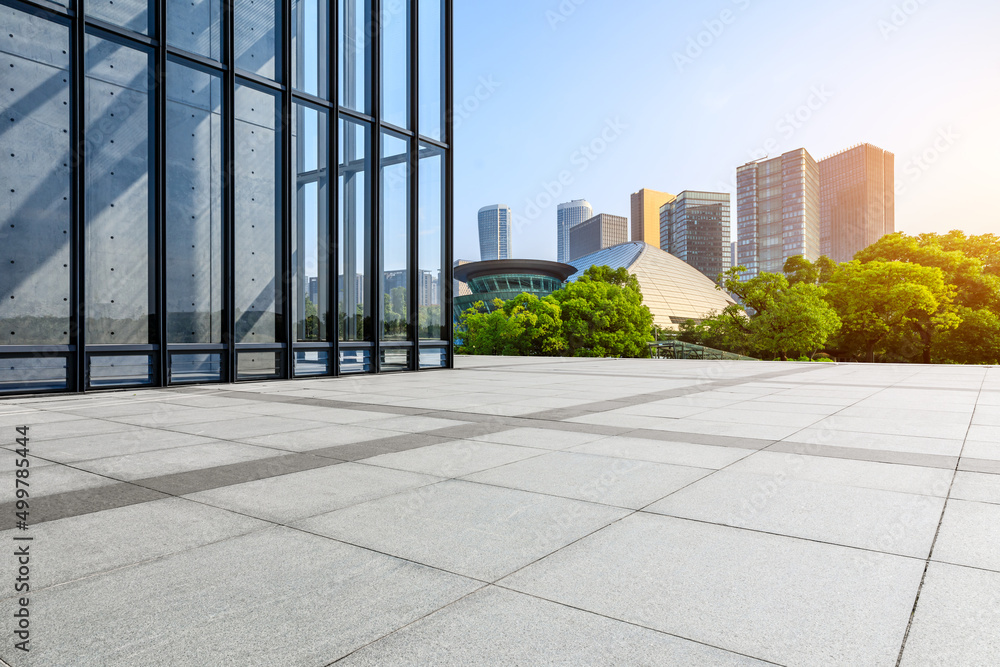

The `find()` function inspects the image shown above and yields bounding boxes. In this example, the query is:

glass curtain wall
[0,0,451,393]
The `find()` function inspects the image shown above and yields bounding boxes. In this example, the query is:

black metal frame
[0,0,453,395]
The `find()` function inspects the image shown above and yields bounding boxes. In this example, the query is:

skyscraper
[660,191,732,280]
[820,144,895,262]
[569,213,629,261]
[478,205,513,261]
[736,149,820,277]
[556,200,593,263]
[630,189,674,248]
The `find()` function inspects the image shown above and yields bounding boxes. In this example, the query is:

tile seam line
[893,369,988,667]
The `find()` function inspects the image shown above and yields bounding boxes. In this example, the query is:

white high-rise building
[556,199,593,263]
[478,205,513,261]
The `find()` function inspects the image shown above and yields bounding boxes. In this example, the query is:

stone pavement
[0,356,997,666]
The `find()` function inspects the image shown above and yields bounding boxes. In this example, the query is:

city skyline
[454,0,999,261]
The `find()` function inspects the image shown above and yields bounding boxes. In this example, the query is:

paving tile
[899,562,1000,667]
[467,426,609,450]
[187,462,440,522]
[500,513,924,667]
[236,423,404,451]
[950,471,1000,505]
[464,451,712,509]
[0,482,168,531]
[0,528,479,667]
[73,442,285,481]
[24,429,222,464]
[571,436,754,469]
[810,415,971,440]
[646,469,943,557]
[960,439,1000,461]
[339,585,768,666]
[932,499,1000,572]
[296,480,629,581]
[166,415,329,440]
[0,463,115,503]
[364,440,548,478]
[359,415,473,434]
[784,428,966,457]
[0,497,268,591]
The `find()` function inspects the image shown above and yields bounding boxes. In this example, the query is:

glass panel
[380,0,409,128]
[292,0,329,98]
[418,0,443,140]
[380,347,409,371]
[237,351,281,379]
[88,0,151,35]
[339,348,370,373]
[0,10,71,346]
[293,103,330,342]
[0,356,68,393]
[85,35,155,345]
[338,0,370,113]
[338,117,371,341]
[167,0,221,61]
[419,347,446,368]
[235,0,281,80]
[418,143,444,340]
[166,60,223,343]
[234,83,282,344]
[170,352,222,383]
[294,349,329,376]
[89,354,155,387]
[380,132,409,341]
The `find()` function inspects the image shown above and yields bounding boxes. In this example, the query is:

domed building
[568,242,735,329]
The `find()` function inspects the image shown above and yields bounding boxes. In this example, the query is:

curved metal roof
[453,259,578,283]
[568,242,735,328]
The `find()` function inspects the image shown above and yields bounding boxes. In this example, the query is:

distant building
[478,205,513,261]
[569,213,629,261]
[452,259,576,323]
[418,270,439,307]
[556,200,593,263]
[453,259,473,298]
[307,277,319,306]
[568,242,736,329]
[659,191,731,280]
[630,189,674,248]
[736,149,820,277]
[819,144,895,262]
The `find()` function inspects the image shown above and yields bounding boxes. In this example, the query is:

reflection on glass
[380,132,409,341]
[87,0,150,35]
[418,144,444,339]
[85,35,154,345]
[167,0,221,61]
[235,0,281,80]
[293,103,330,342]
[338,0,370,113]
[292,0,329,98]
[0,9,71,345]
[166,60,223,343]
[338,117,371,341]
[380,0,409,128]
[418,0,444,140]
[234,83,282,344]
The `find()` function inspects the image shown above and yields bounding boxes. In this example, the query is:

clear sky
[452,0,1000,262]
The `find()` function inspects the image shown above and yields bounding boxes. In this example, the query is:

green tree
[750,283,841,360]
[783,255,820,286]
[550,265,654,358]
[934,307,1000,365]
[719,266,788,314]
[825,260,955,363]
[455,294,565,357]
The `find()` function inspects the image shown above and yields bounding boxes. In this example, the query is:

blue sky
[452,0,1000,262]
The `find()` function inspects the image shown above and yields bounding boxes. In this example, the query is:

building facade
[477,204,512,261]
[736,149,820,277]
[569,213,628,261]
[630,189,673,248]
[0,0,453,393]
[452,259,575,323]
[820,144,895,262]
[556,199,593,263]
[659,191,731,280]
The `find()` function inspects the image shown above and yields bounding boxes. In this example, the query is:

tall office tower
[630,189,674,248]
[819,144,895,262]
[556,200,593,263]
[659,191,732,280]
[453,259,473,297]
[569,214,629,261]
[478,205,513,261]
[736,149,820,278]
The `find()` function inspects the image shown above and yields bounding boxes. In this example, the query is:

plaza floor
[0,356,998,666]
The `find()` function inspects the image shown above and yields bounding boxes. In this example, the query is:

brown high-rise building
[819,144,895,262]
[569,213,628,261]
[630,189,674,248]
